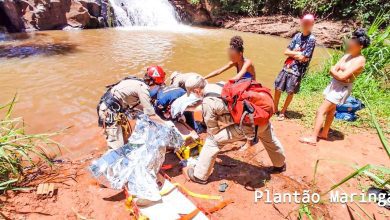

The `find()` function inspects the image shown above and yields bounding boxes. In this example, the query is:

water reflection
[0,42,77,58]
[0,32,49,42]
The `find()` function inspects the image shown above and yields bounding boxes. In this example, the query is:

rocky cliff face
[168,0,353,48]
[0,0,112,32]
[169,0,213,25]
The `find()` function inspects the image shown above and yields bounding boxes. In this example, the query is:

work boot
[186,167,207,185]
[267,163,286,174]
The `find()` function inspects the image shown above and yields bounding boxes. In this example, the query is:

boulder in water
[32,0,71,30]
[0,0,108,32]
[79,0,101,17]
[66,1,91,28]
[0,0,26,32]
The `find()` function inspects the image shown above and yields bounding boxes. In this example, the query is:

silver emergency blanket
[89,114,183,201]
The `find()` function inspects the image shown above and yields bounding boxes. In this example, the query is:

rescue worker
[183,76,286,184]
[97,65,166,149]
[169,72,202,90]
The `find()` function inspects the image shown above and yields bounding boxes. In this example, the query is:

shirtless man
[300,29,370,145]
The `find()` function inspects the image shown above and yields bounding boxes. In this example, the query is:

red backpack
[221,79,275,128]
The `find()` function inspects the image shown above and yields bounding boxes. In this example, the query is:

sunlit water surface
[0,27,331,158]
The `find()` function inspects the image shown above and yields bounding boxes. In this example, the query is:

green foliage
[189,0,201,4]
[0,96,60,191]
[208,0,265,16]
[292,0,390,26]
[298,204,314,220]
[202,0,390,25]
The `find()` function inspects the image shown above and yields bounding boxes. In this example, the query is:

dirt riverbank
[1,118,389,219]
[220,15,356,48]
[170,0,357,48]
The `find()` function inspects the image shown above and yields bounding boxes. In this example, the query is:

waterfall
[108,0,180,27]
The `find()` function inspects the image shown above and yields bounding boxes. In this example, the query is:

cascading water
[108,0,180,27]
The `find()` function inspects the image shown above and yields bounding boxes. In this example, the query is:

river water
[0,27,331,158]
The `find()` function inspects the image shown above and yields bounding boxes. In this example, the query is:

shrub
[0,97,60,191]
[202,0,390,25]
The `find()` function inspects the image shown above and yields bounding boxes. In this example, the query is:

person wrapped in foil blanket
[89,114,184,202]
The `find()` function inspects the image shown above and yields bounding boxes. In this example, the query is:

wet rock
[66,1,90,28]
[79,0,101,17]
[0,0,106,32]
[0,0,25,32]
[32,0,71,30]
[169,0,212,25]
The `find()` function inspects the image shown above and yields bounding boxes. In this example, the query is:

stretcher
[136,179,209,220]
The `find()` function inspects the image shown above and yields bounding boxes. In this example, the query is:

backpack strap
[105,75,144,89]
[204,92,221,98]
[239,111,255,141]
[238,101,259,142]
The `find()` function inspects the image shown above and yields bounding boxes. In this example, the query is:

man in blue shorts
[274,14,316,120]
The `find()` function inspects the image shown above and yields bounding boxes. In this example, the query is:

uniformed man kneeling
[97,66,166,149]
[184,76,286,184]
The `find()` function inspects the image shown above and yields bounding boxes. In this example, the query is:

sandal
[299,137,317,146]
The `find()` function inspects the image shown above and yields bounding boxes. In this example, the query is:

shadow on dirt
[163,152,270,189]
[285,110,304,120]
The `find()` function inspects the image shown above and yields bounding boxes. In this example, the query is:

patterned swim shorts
[274,70,303,94]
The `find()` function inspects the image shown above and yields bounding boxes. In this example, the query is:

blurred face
[228,48,242,63]
[346,39,363,55]
[301,20,314,33]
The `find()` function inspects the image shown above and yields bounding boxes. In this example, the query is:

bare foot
[277,113,286,121]
[318,129,329,140]
[299,136,317,146]
[318,134,328,140]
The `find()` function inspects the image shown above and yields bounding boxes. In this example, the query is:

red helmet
[146,65,166,85]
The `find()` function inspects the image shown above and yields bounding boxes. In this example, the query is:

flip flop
[299,137,317,146]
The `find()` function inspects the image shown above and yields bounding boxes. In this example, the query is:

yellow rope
[160,183,222,200]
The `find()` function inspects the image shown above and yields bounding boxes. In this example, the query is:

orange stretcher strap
[207,199,234,213]
[179,208,200,220]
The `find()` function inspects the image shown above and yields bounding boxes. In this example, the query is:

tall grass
[0,97,60,191]
[297,15,390,131]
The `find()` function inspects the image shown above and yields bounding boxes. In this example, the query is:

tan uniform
[193,84,286,181]
[98,79,156,149]
[170,72,202,89]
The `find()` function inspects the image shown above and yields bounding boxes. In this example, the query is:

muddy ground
[1,117,389,220]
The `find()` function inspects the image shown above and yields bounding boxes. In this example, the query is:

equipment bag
[221,78,275,129]
[336,96,365,113]
[97,75,143,127]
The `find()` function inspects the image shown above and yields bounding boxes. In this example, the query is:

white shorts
[323,79,353,105]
